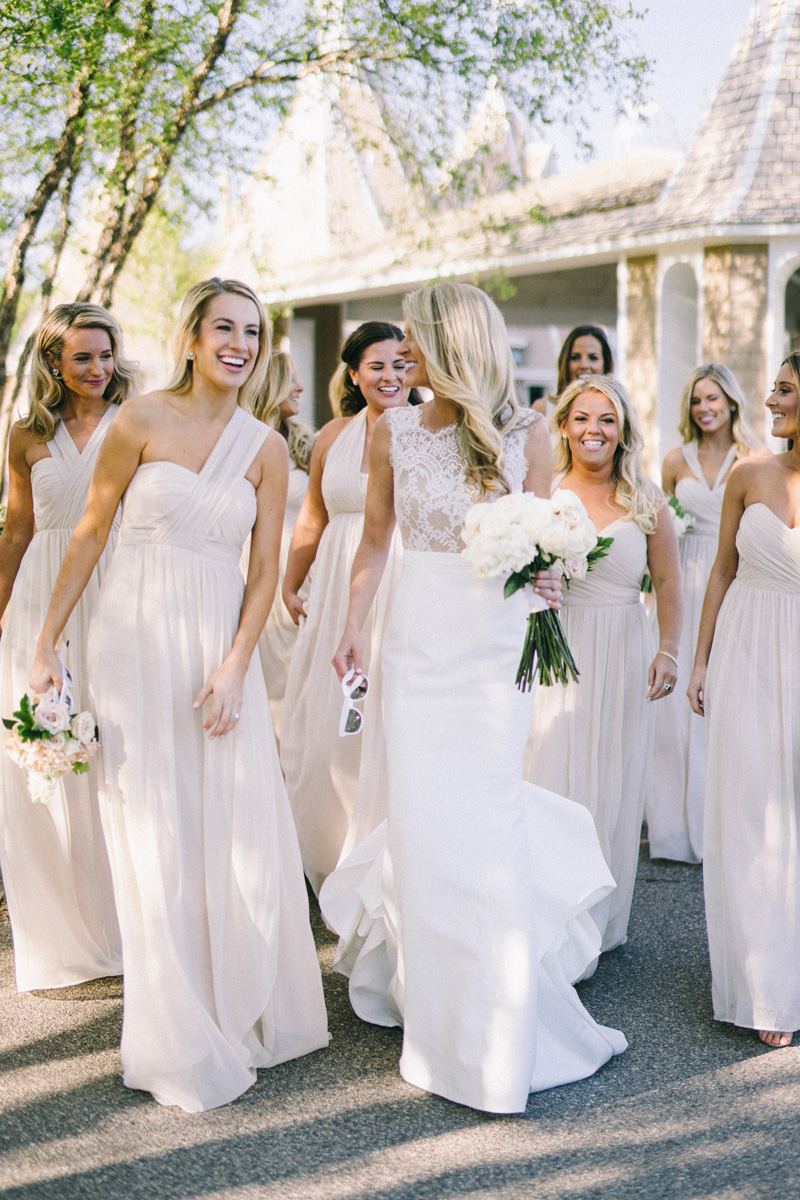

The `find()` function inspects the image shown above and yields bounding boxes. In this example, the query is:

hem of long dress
[16,960,124,993]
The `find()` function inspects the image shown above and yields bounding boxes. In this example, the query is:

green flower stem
[516,610,580,691]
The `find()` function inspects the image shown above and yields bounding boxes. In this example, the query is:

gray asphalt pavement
[2,839,800,1199]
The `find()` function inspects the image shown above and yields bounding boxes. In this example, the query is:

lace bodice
[387,404,535,553]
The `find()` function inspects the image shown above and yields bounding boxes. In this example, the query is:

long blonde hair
[166,278,270,411]
[553,375,660,534]
[678,363,760,456]
[22,304,138,442]
[403,282,520,495]
[253,351,315,472]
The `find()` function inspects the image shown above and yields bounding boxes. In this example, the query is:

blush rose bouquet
[3,668,98,804]
[462,489,613,689]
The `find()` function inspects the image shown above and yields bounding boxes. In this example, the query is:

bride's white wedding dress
[88,407,329,1112]
[0,407,122,990]
[320,405,626,1114]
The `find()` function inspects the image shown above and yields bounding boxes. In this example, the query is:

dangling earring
[51,368,60,378]
[187,352,195,363]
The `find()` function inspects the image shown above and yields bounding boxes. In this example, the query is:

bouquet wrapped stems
[517,603,580,691]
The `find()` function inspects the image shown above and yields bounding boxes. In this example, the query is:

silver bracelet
[657,648,679,668]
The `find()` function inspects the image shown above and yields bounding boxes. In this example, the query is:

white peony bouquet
[3,671,98,804]
[462,489,613,689]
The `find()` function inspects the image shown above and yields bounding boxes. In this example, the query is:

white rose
[34,696,72,735]
[565,522,598,557]
[562,555,587,581]
[71,711,97,747]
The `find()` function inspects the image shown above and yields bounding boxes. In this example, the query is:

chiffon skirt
[321,551,626,1113]
[705,577,800,1032]
[89,541,329,1112]
[646,532,716,862]
[524,599,654,952]
[0,528,121,990]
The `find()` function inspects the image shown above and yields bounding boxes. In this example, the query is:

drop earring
[187,352,195,363]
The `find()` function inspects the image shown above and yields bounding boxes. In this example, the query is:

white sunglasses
[338,670,369,737]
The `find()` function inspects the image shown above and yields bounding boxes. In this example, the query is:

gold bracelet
[657,648,679,668]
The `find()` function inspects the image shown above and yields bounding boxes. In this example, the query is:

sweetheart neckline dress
[704,501,800,1032]
[524,514,655,952]
[87,407,328,1111]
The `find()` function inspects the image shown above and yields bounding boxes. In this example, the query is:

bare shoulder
[641,475,668,508]
[110,390,173,436]
[518,408,551,449]
[9,421,39,464]
[315,416,351,450]
[728,454,774,484]
[662,446,684,473]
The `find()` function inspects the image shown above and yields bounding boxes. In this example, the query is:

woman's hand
[687,665,706,716]
[29,644,64,697]
[647,651,679,702]
[332,627,364,682]
[282,586,306,625]
[193,658,247,738]
[532,567,562,611]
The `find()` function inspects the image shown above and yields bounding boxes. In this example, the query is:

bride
[326,282,626,1114]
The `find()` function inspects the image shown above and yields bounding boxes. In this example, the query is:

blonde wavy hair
[21,304,138,442]
[166,278,270,410]
[403,282,521,495]
[678,363,760,456]
[253,351,315,472]
[553,375,660,534]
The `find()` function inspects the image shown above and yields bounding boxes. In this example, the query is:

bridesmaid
[327,283,625,1113]
[280,322,409,893]
[689,352,800,1049]
[646,364,765,863]
[30,278,328,1111]
[532,324,614,417]
[0,303,134,991]
[524,375,682,953]
[247,351,315,748]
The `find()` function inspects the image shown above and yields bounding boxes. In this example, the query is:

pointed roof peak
[658,0,800,228]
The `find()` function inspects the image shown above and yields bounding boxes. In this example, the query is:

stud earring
[51,368,60,378]
[187,352,195,363]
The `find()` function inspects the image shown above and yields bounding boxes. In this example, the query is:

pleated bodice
[673,443,735,539]
[321,409,368,518]
[561,518,647,608]
[734,503,800,595]
[30,405,120,536]
[116,408,264,567]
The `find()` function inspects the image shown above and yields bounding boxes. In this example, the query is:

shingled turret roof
[656,0,800,228]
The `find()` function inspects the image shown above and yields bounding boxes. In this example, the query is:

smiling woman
[689,352,800,1051]
[524,375,682,954]
[0,302,136,995]
[280,322,412,893]
[29,277,329,1112]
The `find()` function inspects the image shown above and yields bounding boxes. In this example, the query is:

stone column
[626,255,658,474]
[293,303,345,427]
[702,245,768,426]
